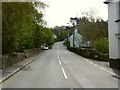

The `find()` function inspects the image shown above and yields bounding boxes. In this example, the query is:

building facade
[104,0,120,69]
[69,29,82,47]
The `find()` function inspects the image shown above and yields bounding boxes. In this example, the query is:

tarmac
[0,49,119,87]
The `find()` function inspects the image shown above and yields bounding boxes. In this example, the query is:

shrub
[63,39,70,47]
[49,44,54,49]
[93,37,109,54]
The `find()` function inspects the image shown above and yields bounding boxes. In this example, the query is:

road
[2,42,118,88]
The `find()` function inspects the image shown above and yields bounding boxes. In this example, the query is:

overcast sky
[41,0,108,27]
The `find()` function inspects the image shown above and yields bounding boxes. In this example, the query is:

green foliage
[63,39,70,47]
[78,17,108,42]
[93,37,109,53]
[53,26,70,42]
[2,2,54,54]
[48,44,54,49]
[43,27,55,46]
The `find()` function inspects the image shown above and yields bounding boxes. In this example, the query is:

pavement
[0,51,42,84]
[0,42,119,88]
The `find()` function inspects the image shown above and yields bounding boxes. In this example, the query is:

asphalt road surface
[2,42,118,88]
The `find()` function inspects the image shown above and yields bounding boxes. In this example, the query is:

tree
[93,37,109,53]
[53,26,70,41]
[77,10,108,46]
[43,27,55,46]
[2,2,47,54]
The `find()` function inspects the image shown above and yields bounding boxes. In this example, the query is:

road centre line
[58,55,60,59]
[61,67,68,79]
[59,60,62,65]
[56,52,67,79]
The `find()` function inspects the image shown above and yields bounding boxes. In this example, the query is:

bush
[93,37,109,54]
[63,39,70,47]
[48,44,54,49]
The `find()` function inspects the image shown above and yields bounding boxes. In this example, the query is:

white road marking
[99,67,116,75]
[58,56,60,59]
[83,58,88,61]
[89,61,94,64]
[94,64,98,67]
[83,58,117,76]
[61,67,68,79]
[59,60,62,65]
[86,60,89,62]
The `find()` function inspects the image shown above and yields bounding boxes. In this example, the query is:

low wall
[67,47,109,62]
[109,58,120,70]
[67,47,120,70]
[2,48,41,69]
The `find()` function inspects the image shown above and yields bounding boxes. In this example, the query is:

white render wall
[118,21,120,58]
[108,2,120,59]
[69,35,73,47]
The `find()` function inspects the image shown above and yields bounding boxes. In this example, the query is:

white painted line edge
[59,60,62,65]
[86,59,89,62]
[61,67,68,79]
[83,58,89,61]
[58,56,60,59]
[89,61,94,64]
[99,67,116,75]
[83,58,117,76]
[94,64,98,67]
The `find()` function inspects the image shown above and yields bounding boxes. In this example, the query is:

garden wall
[67,47,120,70]
[109,59,120,70]
[2,48,41,69]
[67,47,109,62]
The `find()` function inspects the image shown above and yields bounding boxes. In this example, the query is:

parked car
[43,46,49,50]
[41,43,49,50]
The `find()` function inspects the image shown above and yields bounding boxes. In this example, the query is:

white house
[104,0,120,69]
[69,29,82,47]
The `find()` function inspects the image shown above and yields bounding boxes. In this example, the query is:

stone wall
[67,47,109,62]
[1,48,41,69]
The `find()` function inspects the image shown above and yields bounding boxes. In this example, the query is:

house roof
[104,0,120,4]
